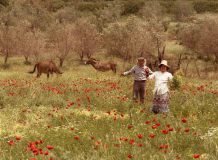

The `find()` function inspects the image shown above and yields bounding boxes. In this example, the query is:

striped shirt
[123,65,153,81]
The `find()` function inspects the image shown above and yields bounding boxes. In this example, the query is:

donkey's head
[84,58,99,65]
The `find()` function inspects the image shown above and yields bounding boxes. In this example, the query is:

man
[121,57,153,104]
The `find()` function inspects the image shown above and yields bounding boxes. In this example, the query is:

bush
[0,0,9,6]
[121,0,144,15]
[170,75,182,90]
[46,0,65,12]
[193,1,218,13]
[78,2,107,12]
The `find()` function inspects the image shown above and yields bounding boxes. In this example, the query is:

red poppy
[161,129,169,134]
[137,143,143,147]
[44,151,49,155]
[145,120,151,124]
[156,123,161,126]
[184,128,190,132]
[74,136,80,140]
[129,139,135,145]
[46,145,54,150]
[152,125,158,129]
[149,133,155,138]
[168,127,174,131]
[159,144,169,149]
[128,125,133,129]
[137,134,143,139]
[181,118,187,123]
[8,140,15,146]
[15,136,21,141]
[193,154,200,158]
[128,154,133,159]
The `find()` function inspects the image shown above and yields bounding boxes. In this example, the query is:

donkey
[85,58,117,73]
[29,60,63,78]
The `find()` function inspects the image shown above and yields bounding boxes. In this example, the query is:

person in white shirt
[121,57,153,104]
[148,60,173,113]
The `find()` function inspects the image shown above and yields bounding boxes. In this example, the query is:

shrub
[193,1,218,13]
[121,0,144,15]
[77,2,107,12]
[0,0,9,6]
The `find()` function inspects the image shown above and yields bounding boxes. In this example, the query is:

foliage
[193,0,218,13]
[121,0,144,16]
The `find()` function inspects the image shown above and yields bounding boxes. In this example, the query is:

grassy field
[0,57,217,160]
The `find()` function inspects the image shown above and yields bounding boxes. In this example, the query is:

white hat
[159,60,169,68]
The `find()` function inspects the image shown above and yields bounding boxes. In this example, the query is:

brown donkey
[29,60,63,78]
[85,58,117,73]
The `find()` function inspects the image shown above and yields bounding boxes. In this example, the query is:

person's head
[158,60,169,73]
[137,57,146,67]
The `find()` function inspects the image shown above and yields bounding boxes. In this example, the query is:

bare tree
[73,19,101,61]
[103,16,166,63]
[15,25,45,64]
[48,24,74,67]
[171,0,195,21]
[0,25,17,64]
[179,18,218,63]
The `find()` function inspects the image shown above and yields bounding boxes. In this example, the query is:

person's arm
[122,66,135,76]
[148,72,156,80]
[148,67,153,75]
[168,73,173,81]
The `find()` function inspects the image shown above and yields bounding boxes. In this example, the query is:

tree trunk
[194,60,201,77]
[4,53,9,64]
[80,52,84,61]
[24,56,31,64]
[184,60,190,77]
[86,52,92,59]
[59,58,64,67]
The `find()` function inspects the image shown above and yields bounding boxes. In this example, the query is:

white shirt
[148,71,173,95]
[123,65,153,81]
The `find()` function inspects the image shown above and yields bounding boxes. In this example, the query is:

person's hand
[120,73,125,76]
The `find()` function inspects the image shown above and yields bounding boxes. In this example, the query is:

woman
[148,60,173,114]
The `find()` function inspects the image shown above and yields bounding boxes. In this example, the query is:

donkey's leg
[37,72,41,78]
[47,73,50,79]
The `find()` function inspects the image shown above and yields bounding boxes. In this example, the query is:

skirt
[151,92,170,114]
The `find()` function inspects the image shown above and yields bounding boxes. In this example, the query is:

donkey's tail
[28,64,37,74]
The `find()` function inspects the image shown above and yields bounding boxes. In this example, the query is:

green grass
[0,57,217,160]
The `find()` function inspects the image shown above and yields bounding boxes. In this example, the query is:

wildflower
[161,129,169,134]
[129,139,135,145]
[46,145,54,150]
[152,125,158,129]
[181,118,187,123]
[137,134,143,139]
[74,136,80,140]
[128,125,133,129]
[15,136,21,141]
[184,128,190,133]
[149,133,155,138]
[8,140,15,146]
[145,120,151,124]
[137,143,143,147]
[127,154,133,159]
[193,154,200,158]
[44,151,49,155]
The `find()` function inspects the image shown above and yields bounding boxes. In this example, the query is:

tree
[178,18,218,63]
[15,22,45,63]
[0,25,17,64]
[103,16,166,62]
[48,24,74,67]
[171,0,195,21]
[73,19,101,61]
